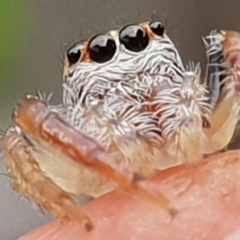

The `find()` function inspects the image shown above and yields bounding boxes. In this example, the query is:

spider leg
[3,127,94,231]
[203,30,240,152]
[12,96,177,219]
[222,30,240,86]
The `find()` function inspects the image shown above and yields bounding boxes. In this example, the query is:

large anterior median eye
[119,24,149,52]
[149,21,165,37]
[67,46,81,65]
[87,34,117,63]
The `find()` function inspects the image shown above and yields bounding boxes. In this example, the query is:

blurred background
[1,0,240,239]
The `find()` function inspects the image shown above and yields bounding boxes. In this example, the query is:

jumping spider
[2,21,240,231]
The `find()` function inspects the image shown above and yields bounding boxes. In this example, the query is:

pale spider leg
[3,127,94,231]
[202,30,240,151]
[222,31,240,86]
[12,96,177,216]
[221,30,240,143]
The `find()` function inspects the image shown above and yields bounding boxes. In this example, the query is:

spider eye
[67,46,81,65]
[119,25,149,52]
[149,21,165,37]
[88,34,117,63]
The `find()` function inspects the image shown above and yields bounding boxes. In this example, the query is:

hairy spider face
[63,21,212,172]
[2,20,240,231]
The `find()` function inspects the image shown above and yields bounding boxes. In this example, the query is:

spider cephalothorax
[2,21,240,231]
[63,21,213,174]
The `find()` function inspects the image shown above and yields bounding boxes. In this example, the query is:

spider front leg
[203,30,240,152]
[3,96,177,230]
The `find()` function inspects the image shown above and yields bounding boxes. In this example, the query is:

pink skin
[19,150,240,240]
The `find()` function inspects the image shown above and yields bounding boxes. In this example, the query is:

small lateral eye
[88,34,117,63]
[67,46,81,65]
[149,21,165,36]
[119,25,149,52]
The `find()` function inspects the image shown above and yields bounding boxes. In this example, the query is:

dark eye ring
[119,24,149,52]
[87,34,117,63]
[149,21,165,37]
[66,45,81,65]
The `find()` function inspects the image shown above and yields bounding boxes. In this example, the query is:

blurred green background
[1,1,240,239]
[0,1,28,126]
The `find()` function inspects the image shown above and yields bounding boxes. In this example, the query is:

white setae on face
[2,20,240,231]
